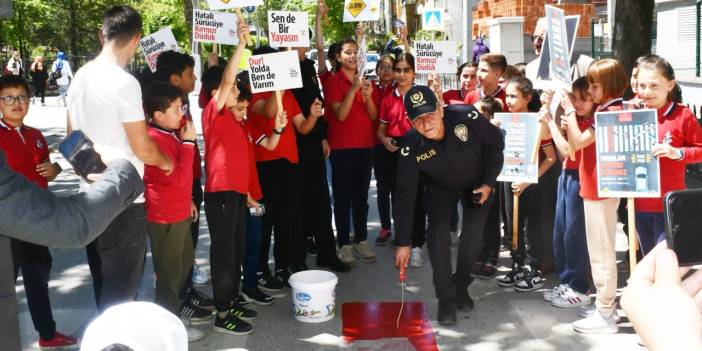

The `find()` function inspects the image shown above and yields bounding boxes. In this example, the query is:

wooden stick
[234,8,253,46]
[628,197,637,271]
[275,90,283,115]
[512,192,519,251]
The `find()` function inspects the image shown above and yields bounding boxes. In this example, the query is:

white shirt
[51,59,73,86]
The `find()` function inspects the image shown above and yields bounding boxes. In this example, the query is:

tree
[613,0,655,86]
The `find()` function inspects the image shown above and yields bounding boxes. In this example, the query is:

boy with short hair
[0,75,78,349]
[464,53,507,106]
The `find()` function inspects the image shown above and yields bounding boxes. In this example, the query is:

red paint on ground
[342,302,439,351]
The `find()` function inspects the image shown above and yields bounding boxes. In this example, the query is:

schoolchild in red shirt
[443,61,478,105]
[464,54,507,107]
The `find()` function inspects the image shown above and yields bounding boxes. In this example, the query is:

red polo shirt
[464,86,507,108]
[379,87,413,138]
[201,97,249,194]
[324,70,378,150]
[579,98,624,201]
[247,91,300,164]
[443,89,466,105]
[562,118,590,170]
[636,102,702,212]
[0,120,49,188]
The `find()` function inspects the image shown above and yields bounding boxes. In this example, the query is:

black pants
[296,152,339,265]
[330,148,373,246]
[478,184,502,263]
[86,203,147,311]
[373,144,394,231]
[11,240,55,340]
[204,191,247,312]
[424,183,493,299]
[180,178,203,300]
[257,158,301,273]
[33,83,46,103]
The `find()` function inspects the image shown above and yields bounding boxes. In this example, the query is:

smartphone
[664,189,702,266]
[58,131,107,182]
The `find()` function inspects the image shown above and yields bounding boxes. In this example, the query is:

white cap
[80,302,187,351]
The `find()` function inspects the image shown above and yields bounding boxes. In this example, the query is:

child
[0,75,77,349]
[474,96,503,120]
[464,54,507,107]
[142,81,203,342]
[539,77,593,308]
[634,55,702,253]
[560,58,628,334]
[443,62,478,105]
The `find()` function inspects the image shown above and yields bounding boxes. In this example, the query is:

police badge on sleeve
[454,124,468,142]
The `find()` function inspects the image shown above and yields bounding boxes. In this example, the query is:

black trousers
[477,184,502,263]
[11,240,55,340]
[33,83,46,103]
[295,152,339,265]
[330,148,373,246]
[204,191,247,312]
[257,158,301,273]
[86,203,147,311]
[424,183,493,299]
[180,178,203,300]
[373,144,394,231]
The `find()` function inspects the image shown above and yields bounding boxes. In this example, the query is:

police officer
[394,85,504,326]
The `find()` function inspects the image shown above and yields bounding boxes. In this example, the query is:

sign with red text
[248,51,303,93]
[207,0,262,10]
[268,11,309,48]
[343,0,380,22]
[193,9,239,45]
[139,27,179,72]
[414,41,457,74]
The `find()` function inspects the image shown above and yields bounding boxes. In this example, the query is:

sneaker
[236,294,249,306]
[542,284,566,302]
[274,269,291,288]
[409,247,424,267]
[192,263,210,285]
[375,228,392,246]
[450,230,460,246]
[230,301,258,322]
[470,261,484,277]
[578,306,622,323]
[497,263,527,287]
[39,332,78,350]
[258,272,284,293]
[188,289,214,311]
[437,298,457,326]
[475,262,498,280]
[306,236,317,256]
[551,287,592,308]
[179,302,214,324]
[213,312,254,335]
[514,269,544,292]
[455,284,474,312]
[339,245,357,266]
[353,241,376,263]
[572,309,619,334]
[242,286,274,305]
[187,326,204,343]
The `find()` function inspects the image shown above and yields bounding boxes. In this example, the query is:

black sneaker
[213,312,253,335]
[497,263,527,287]
[229,301,258,321]
[306,237,317,256]
[235,294,249,306]
[275,269,291,288]
[375,228,392,246]
[437,298,456,326]
[188,289,214,311]
[513,269,544,292]
[455,284,474,312]
[179,302,214,324]
[241,286,274,305]
[258,272,284,292]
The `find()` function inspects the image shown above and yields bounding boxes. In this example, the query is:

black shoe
[306,237,317,256]
[437,299,457,326]
[213,312,253,335]
[235,294,249,306]
[455,284,474,312]
[179,302,214,324]
[241,286,274,305]
[188,289,214,311]
[275,269,291,288]
[497,263,527,287]
[229,300,258,322]
[258,272,284,292]
[317,257,351,273]
[289,264,309,274]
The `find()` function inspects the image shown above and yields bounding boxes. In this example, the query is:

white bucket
[288,270,338,323]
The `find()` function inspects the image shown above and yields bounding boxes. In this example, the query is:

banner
[495,113,541,184]
[207,0,262,10]
[139,27,179,72]
[414,41,457,74]
[343,0,380,22]
[247,51,303,93]
[595,109,661,198]
[268,11,310,48]
[193,9,239,45]
[544,6,572,86]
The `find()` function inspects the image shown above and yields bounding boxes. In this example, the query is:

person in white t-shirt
[66,5,173,312]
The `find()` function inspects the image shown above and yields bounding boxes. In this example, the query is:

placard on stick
[595,109,661,198]
[343,0,380,22]
[193,9,239,45]
[414,41,457,74]
[495,113,541,184]
[207,0,262,10]
[139,27,179,72]
[544,5,571,87]
[268,11,309,48]
[247,50,303,93]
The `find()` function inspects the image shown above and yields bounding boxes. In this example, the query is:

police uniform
[394,86,504,324]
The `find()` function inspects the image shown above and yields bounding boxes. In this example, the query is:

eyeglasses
[394,67,413,73]
[377,65,393,71]
[0,95,29,105]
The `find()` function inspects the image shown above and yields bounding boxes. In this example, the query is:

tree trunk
[68,0,79,68]
[183,0,194,51]
[613,0,655,83]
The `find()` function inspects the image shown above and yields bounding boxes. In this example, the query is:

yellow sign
[346,0,366,17]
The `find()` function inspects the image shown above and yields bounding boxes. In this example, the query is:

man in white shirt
[67,5,173,311]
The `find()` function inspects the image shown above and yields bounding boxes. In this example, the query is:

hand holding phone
[58,131,107,183]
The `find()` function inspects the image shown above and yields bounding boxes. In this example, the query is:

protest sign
[495,113,541,184]
[536,15,579,82]
[247,50,303,93]
[357,36,368,76]
[207,0,262,10]
[139,27,179,72]
[595,109,661,198]
[343,0,380,22]
[414,41,457,74]
[544,5,571,87]
[268,11,309,48]
[193,9,239,45]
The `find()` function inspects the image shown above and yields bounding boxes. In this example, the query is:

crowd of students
[3,3,702,349]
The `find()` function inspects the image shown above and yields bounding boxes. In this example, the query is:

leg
[257,160,283,274]
[148,220,192,314]
[231,193,248,300]
[330,150,354,247]
[180,178,203,300]
[243,212,262,289]
[305,154,339,265]
[286,161,306,268]
[553,173,568,283]
[351,148,373,242]
[423,184,459,299]
[373,144,392,232]
[454,192,493,283]
[410,183,427,248]
[481,184,502,264]
[583,198,619,315]
[563,172,589,294]
[205,192,237,312]
[12,240,56,340]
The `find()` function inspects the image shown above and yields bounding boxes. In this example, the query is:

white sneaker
[353,241,376,263]
[572,309,619,334]
[192,263,210,285]
[542,284,566,302]
[409,247,424,268]
[551,287,591,308]
[577,305,622,323]
[187,326,204,342]
[339,245,357,266]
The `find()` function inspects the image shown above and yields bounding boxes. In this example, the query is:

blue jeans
[635,211,665,255]
[243,211,262,289]
[552,170,589,293]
